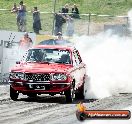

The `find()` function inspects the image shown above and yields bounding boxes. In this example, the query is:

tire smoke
[73,10,132,99]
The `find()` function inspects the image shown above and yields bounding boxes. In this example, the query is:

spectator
[32,7,42,34]
[61,4,69,16]
[19,32,33,50]
[57,32,63,40]
[11,3,19,31]
[17,1,27,32]
[11,3,18,13]
[54,11,66,36]
[56,32,65,45]
[71,4,80,18]
[66,16,74,37]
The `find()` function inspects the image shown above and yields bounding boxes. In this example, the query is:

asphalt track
[0,85,132,124]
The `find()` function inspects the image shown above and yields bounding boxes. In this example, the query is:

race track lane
[0,85,132,124]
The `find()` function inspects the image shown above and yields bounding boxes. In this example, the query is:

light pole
[87,13,91,35]
[0,40,4,83]
[52,0,57,35]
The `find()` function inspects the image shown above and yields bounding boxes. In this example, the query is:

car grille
[25,73,51,81]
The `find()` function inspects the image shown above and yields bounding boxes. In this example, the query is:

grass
[0,0,132,33]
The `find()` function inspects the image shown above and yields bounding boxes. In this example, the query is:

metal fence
[0,9,130,36]
[0,10,54,34]
[0,0,131,83]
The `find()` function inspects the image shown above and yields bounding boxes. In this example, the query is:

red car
[9,45,87,102]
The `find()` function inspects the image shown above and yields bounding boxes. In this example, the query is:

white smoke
[72,10,132,99]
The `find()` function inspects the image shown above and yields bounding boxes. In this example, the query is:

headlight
[10,72,25,80]
[52,73,67,81]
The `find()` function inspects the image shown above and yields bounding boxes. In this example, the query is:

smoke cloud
[72,10,132,99]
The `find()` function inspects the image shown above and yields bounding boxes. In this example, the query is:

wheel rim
[71,87,75,101]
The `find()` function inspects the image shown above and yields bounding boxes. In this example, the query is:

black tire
[10,86,19,101]
[65,86,75,103]
[75,83,84,100]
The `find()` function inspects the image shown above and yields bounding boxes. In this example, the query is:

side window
[76,50,82,63]
[72,52,77,66]
[73,50,81,65]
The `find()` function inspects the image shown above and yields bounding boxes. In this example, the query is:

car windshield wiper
[55,61,71,64]
[26,60,53,64]
[26,61,38,63]
[38,61,52,64]
[55,61,65,64]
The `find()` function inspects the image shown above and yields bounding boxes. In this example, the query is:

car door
[75,50,86,85]
[72,50,86,90]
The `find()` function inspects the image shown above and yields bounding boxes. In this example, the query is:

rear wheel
[10,86,19,101]
[75,83,84,100]
[75,78,85,99]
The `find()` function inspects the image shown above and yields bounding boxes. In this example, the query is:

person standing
[11,3,18,13]
[32,7,42,34]
[19,32,33,50]
[61,4,69,16]
[71,4,80,18]
[54,11,66,36]
[11,3,19,30]
[66,16,74,37]
[17,1,27,32]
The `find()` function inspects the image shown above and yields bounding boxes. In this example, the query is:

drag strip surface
[0,85,132,124]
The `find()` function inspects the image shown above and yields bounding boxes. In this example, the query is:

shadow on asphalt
[17,95,97,104]
[0,83,9,85]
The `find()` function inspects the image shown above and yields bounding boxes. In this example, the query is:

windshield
[24,48,71,64]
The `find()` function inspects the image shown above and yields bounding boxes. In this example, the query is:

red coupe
[9,45,87,102]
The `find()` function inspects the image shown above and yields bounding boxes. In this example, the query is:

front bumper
[9,81,71,94]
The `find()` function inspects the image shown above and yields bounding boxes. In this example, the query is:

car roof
[32,45,76,51]
[38,39,71,45]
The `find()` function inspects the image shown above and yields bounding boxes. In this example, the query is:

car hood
[11,63,73,73]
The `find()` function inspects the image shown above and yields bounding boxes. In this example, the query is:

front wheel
[65,86,75,103]
[10,86,19,101]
